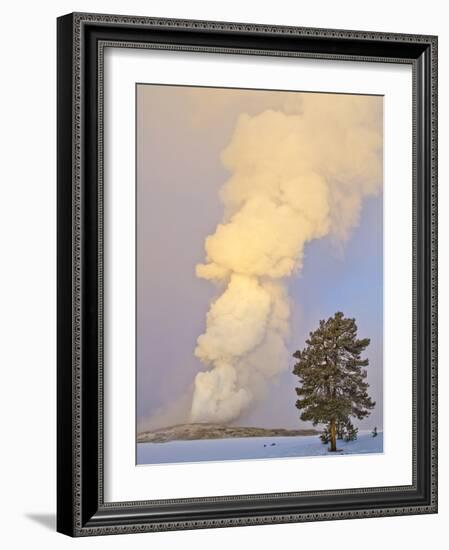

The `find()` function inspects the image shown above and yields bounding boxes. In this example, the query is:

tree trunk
[329,418,337,452]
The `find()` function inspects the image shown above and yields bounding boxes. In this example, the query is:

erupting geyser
[191,94,382,424]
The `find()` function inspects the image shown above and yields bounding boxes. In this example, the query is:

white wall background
[0,0,445,548]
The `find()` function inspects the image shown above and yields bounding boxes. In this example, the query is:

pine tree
[293,312,375,452]
[343,419,358,442]
[320,427,330,445]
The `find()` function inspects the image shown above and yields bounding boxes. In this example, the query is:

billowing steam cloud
[191,94,382,424]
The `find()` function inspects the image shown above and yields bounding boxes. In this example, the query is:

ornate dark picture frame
[57,12,438,537]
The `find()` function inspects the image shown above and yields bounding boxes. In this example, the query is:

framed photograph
[57,12,438,536]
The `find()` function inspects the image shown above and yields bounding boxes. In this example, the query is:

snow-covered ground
[137,431,383,465]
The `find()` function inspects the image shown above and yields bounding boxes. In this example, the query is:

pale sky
[136,84,383,432]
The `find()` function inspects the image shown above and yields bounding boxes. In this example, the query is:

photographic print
[136,84,384,465]
[57,14,437,534]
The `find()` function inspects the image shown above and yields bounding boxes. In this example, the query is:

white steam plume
[191,94,382,424]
